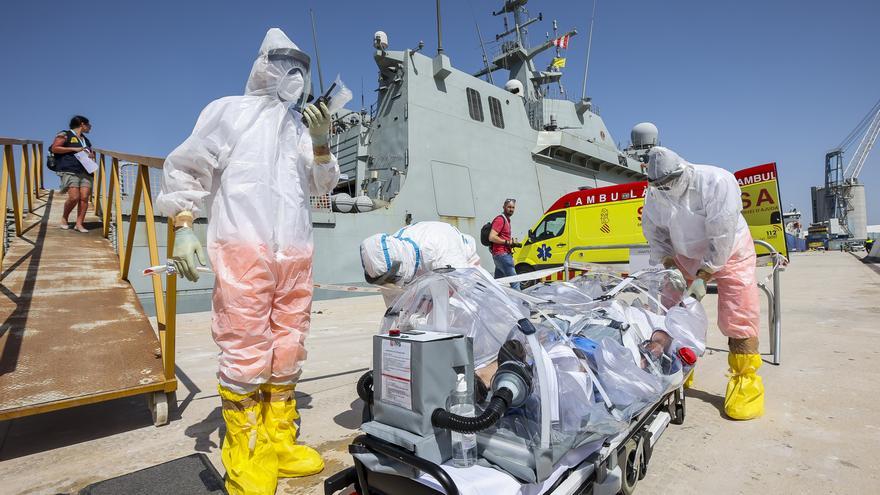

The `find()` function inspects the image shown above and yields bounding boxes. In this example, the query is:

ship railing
[0,137,44,264]
[562,241,783,366]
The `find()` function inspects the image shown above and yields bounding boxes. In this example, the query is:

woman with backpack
[50,115,95,232]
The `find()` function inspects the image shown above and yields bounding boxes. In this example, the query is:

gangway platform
[0,140,177,426]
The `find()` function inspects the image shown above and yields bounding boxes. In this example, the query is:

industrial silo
[846,183,868,240]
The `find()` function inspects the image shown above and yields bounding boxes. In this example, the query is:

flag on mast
[552,34,571,49]
[551,57,567,69]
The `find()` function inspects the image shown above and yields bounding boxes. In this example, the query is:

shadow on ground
[333,399,365,430]
[685,388,726,418]
[0,395,153,460]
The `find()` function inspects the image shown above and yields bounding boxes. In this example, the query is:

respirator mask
[268,47,312,109]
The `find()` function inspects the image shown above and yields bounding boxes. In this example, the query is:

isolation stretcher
[325,265,704,495]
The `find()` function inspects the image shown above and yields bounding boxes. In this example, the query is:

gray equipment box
[368,330,474,464]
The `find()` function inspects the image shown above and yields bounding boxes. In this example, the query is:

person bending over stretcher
[360,221,482,306]
[641,146,764,420]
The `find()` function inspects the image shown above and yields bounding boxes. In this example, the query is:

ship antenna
[475,21,494,84]
[436,0,444,54]
[360,76,365,113]
[309,9,326,94]
[580,0,598,100]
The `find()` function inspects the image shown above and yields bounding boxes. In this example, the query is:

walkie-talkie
[302,82,337,127]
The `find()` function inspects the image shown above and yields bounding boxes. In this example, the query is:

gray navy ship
[311,0,650,285]
[126,0,655,311]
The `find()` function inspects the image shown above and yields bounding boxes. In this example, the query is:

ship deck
[1,251,879,494]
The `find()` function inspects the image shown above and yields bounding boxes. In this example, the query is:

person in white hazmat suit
[155,28,338,494]
[360,221,482,306]
[641,146,764,421]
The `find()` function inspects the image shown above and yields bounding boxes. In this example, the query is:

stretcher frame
[324,386,684,495]
[561,241,784,365]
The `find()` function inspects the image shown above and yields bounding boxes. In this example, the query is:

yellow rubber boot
[683,367,695,389]
[261,384,325,478]
[724,354,764,420]
[218,385,278,495]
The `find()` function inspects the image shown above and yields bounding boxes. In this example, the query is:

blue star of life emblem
[537,243,552,261]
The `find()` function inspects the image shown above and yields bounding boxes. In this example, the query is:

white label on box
[380,339,412,410]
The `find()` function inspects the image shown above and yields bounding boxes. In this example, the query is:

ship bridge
[0,138,180,425]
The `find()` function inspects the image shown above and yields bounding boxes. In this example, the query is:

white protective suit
[156,28,339,393]
[642,147,749,276]
[641,147,759,339]
[360,221,481,305]
[641,146,764,420]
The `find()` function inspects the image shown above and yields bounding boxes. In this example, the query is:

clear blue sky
[1,0,878,224]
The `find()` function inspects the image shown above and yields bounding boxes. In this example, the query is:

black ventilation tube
[357,370,373,405]
[431,388,513,434]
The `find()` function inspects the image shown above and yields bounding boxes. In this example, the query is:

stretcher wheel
[618,438,641,495]
[148,392,169,427]
[670,388,686,425]
[637,434,649,480]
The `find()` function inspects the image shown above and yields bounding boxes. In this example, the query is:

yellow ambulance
[513,182,649,277]
[514,163,787,278]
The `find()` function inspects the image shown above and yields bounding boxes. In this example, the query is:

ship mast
[474,0,575,100]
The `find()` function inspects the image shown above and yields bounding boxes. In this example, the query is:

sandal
[59,223,70,230]
[74,226,89,233]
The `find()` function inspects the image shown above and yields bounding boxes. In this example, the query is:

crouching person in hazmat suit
[156,28,337,494]
[641,146,764,420]
[360,221,482,306]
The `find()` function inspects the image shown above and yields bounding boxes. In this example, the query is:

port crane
[823,98,880,236]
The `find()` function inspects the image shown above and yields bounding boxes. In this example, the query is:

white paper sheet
[380,339,412,410]
[74,151,98,174]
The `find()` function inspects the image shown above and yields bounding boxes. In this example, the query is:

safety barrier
[561,242,784,365]
[753,240,784,366]
[92,148,178,388]
[0,138,44,264]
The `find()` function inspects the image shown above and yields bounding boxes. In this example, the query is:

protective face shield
[646,146,690,196]
[360,234,417,288]
[245,29,314,109]
[268,47,312,107]
[364,260,402,286]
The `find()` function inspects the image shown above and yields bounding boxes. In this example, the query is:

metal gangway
[0,138,180,426]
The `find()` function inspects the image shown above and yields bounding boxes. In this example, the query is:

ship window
[466,88,484,122]
[488,96,505,128]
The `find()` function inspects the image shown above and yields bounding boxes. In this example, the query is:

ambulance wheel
[148,392,169,427]
[515,264,536,289]
[618,438,641,495]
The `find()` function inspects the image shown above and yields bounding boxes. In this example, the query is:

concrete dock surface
[1,251,878,494]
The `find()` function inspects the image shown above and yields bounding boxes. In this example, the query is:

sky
[1,0,878,224]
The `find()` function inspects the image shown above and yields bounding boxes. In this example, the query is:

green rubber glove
[666,268,687,293]
[304,101,331,147]
[686,278,707,301]
[172,227,206,282]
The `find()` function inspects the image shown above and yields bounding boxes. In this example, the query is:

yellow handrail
[1,138,44,264]
[90,149,178,390]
